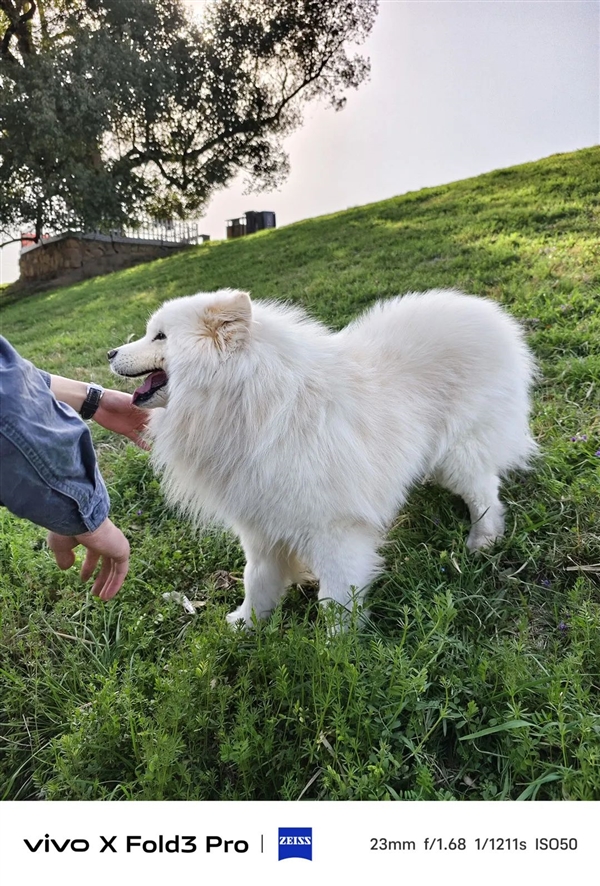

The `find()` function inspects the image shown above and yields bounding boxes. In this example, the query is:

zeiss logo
[278,828,313,861]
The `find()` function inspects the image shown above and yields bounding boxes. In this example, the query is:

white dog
[109,289,536,627]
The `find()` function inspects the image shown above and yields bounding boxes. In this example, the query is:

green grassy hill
[1,146,599,801]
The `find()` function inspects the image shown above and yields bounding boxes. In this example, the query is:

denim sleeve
[0,336,109,535]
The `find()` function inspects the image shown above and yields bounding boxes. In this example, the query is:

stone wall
[18,231,206,288]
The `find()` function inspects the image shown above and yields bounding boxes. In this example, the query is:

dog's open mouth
[132,370,168,405]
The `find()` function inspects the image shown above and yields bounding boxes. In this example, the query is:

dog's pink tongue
[133,370,167,400]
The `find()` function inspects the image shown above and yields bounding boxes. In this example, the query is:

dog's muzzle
[107,347,169,408]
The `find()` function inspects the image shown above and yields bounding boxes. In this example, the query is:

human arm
[49,375,150,449]
[0,337,129,598]
[0,337,110,536]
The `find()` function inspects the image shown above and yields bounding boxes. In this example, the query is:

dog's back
[337,289,536,473]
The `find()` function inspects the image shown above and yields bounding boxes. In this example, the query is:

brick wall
[18,231,195,288]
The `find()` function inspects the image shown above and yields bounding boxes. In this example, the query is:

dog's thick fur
[110,289,536,626]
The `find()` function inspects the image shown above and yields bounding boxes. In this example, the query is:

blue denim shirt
[0,336,109,535]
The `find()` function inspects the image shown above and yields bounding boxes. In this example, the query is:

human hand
[94,389,150,450]
[47,518,130,601]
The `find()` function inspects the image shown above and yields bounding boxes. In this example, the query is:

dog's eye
[153,332,166,341]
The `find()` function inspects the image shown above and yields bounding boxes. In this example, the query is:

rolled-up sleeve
[0,336,109,535]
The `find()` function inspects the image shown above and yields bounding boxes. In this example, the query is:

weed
[1,147,599,800]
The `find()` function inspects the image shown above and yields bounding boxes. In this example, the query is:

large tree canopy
[0,0,378,240]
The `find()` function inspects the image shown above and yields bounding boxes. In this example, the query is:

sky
[1,0,598,284]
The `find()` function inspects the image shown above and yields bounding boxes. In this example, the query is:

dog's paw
[225,602,259,630]
[466,528,502,552]
[225,608,251,629]
[321,601,371,637]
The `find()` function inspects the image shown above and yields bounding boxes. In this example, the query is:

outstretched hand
[94,389,150,450]
[47,518,130,601]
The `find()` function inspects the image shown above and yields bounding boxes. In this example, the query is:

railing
[118,221,204,244]
[20,222,207,251]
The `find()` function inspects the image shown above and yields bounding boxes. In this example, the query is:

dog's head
[108,289,252,408]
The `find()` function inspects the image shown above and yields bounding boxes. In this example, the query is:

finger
[131,433,150,451]
[53,548,76,570]
[99,558,129,601]
[96,560,116,601]
[80,548,100,583]
[47,532,77,570]
[91,557,112,597]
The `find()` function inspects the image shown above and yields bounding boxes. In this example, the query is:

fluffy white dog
[109,288,536,626]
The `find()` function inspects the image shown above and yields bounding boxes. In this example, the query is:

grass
[1,146,599,801]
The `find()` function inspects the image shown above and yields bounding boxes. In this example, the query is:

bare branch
[0,235,27,248]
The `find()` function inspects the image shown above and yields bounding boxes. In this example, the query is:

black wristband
[79,383,104,420]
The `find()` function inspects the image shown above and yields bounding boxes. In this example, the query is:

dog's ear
[202,290,252,352]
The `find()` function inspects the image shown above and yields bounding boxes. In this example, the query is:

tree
[0,0,378,241]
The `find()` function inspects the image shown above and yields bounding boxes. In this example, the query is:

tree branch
[0,235,27,248]
[1,0,37,59]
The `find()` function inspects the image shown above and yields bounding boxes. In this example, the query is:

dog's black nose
[107,349,118,360]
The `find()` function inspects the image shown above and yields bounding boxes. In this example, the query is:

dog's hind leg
[434,456,505,551]
[307,526,383,631]
[225,535,293,628]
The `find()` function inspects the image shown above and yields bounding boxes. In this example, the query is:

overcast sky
[1,0,598,284]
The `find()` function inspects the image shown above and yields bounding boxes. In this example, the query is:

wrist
[75,517,112,542]
[49,375,105,419]
[79,383,105,420]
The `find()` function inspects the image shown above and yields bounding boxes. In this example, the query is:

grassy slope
[1,147,599,801]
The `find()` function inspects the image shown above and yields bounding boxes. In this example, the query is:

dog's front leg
[225,536,290,628]
[308,527,383,633]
